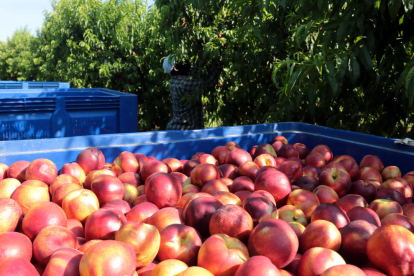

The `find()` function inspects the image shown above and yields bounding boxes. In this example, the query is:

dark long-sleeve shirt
[166,60,222,130]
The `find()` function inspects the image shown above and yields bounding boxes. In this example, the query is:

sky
[0,0,154,42]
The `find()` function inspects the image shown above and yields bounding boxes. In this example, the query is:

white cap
[163,55,175,74]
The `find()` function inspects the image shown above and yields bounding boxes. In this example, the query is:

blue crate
[0,88,137,140]
[1,122,413,174]
[0,81,70,89]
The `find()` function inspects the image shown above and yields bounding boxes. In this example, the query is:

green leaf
[295,25,306,48]
[405,66,414,89]
[308,86,316,118]
[349,58,360,85]
[397,61,414,89]
[336,21,348,42]
[359,45,373,70]
[354,36,366,44]
[252,26,262,41]
[326,62,338,96]
[389,0,402,19]
[317,0,324,10]
[314,57,323,75]
[402,0,414,12]
[272,60,297,83]
[408,77,414,109]
[374,0,381,12]
[321,20,341,31]
[336,53,348,78]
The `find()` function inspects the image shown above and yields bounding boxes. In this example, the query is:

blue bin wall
[0,88,138,140]
[1,123,413,174]
[0,81,70,89]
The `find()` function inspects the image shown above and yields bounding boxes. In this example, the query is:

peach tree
[35,0,171,131]
[156,0,414,137]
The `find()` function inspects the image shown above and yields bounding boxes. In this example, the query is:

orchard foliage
[156,0,414,137]
[0,0,171,131]
[1,0,414,137]
[0,27,39,81]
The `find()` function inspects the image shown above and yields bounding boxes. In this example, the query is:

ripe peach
[7,160,30,182]
[0,178,21,198]
[10,184,50,215]
[211,146,231,165]
[0,198,22,234]
[33,225,78,265]
[22,201,67,240]
[297,247,345,276]
[62,189,99,223]
[84,208,125,240]
[25,158,58,186]
[52,183,83,206]
[147,207,184,233]
[78,239,102,253]
[234,255,282,276]
[320,264,366,276]
[60,162,86,184]
[79,240,136,276]
[248,219,299,268]
[0,232,32,264]
[367,225,414,275]
[198,233,249,276]
[213,191,242,206]
[151,259,188,276]
[286,189,320,219]
[0,163,8,181]
[83,169,116,189]
[300,220,341,252]
[21,179,48,190]
[0,258,39,275]
[158,224,202,266]
[209,204,253,243]
[76,147,105,175]
[201,179,229,195]
[112,151,139,175]
[360,155,384,171]
[115,221,160,268]
[91,175,125,205]
[43,247,83,276]
[49,174,81,195]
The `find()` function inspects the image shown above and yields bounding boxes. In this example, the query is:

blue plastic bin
[0,122,413,174]
[0,88,138,140]
[0,81,70,89]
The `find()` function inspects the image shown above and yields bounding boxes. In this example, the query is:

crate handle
[50,97,72,138]
[394,138,414,146]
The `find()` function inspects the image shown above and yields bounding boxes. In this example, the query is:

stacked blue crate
[0,88,138,140]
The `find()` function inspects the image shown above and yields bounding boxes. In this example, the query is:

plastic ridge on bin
[0,122,413,174]
[0,81,70,89]
[0,88,138,140]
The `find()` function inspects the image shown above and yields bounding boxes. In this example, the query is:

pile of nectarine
[1,137,414,276]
